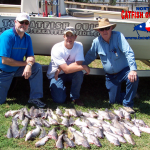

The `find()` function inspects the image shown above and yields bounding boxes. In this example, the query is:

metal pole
[56,0,58,17]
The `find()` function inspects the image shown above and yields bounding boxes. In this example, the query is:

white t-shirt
[47,41,84,79]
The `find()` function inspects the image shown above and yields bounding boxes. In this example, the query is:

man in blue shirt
[0,13,46,108]
[83,18,139,113]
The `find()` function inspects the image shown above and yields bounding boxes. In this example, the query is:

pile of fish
[5,106,150,148]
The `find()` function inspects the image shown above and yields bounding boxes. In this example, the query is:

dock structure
[64,1,129,11]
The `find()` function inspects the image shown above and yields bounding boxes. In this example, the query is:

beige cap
[64,26,76,35]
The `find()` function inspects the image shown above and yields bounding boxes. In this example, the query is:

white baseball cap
[64,26,76,35]
[16,13,30,22]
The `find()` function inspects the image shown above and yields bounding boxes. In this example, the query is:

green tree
[109,0,116,5]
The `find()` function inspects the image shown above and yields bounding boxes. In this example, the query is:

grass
[0,55,150,150]
[34,55,150,70]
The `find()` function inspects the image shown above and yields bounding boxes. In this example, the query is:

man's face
[15,20,29,33]
[63,32,77,49]
[98,26,112,43]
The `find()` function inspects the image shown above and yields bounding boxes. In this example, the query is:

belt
[107,72,118,75]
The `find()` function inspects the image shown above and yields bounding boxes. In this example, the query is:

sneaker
[73,99,84,106]
[123,106,135,114]
[28,99,46,108]
[135,93,140,99]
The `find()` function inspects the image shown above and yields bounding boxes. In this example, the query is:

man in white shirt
[47,27,90,106]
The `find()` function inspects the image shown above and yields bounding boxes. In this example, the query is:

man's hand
[55,68,61,80]
[22,65,32,79]
[83,65,90,75]
[128,70,137,82]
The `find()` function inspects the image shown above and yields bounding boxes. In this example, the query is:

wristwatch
[27,63,32,67]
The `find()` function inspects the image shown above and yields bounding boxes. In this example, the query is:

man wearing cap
[47,26,90,106]
[0,13,46,108]
[83,18,139,113]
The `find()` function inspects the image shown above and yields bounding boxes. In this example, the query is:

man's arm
[2,56,27,66]
[22,56,35,79]
[118,33,137,82]
[83,41,98,65]
[2,56,35,79]
[26,56,35,64]
[54,61,90,80]
[59,61,90,74]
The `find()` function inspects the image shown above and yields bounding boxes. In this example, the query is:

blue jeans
[0,63,43,104]
[105,66,139,107]
[49,71,83,103]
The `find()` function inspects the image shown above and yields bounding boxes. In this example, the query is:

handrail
[0,4,21,8]
[64,1,129,11]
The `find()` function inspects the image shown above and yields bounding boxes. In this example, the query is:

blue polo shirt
[0,27,34,72]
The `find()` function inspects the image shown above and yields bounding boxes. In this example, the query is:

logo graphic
[125,19,150,40]
[134,19,150,32]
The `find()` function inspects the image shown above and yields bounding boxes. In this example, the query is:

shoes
[123,106,135,114]
[28,99,46,108]
[135,93,140,99]
[73,99,84,106]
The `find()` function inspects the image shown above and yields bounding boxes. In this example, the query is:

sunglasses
[99,27,110,31]
[18,21,29,25]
